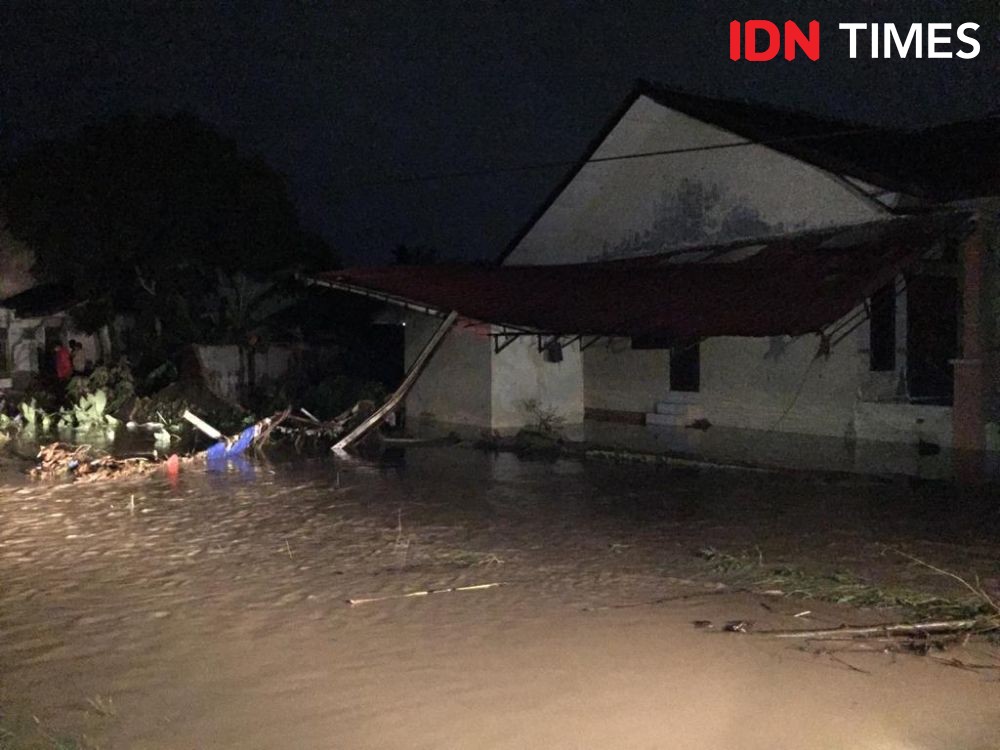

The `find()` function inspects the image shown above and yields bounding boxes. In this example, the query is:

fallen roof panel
[311,214,969,342]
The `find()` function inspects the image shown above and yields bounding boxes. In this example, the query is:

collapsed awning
[307,214,969,342]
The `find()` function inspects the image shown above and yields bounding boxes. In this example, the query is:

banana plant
[71,389,120,428]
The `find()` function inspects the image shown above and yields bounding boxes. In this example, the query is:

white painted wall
[194,344,296,404]
[403,314,492,428]
[506,95,884,265]
[401,313,584,431]
[583,338,668,413]
[490,332,584,430]
[584,329,870,438]
[580,284,953,447]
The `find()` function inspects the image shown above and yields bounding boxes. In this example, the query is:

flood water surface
[0,448,997,749]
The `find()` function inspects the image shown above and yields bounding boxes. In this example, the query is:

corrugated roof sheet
[312,214,968,341]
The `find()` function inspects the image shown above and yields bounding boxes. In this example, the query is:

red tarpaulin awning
[308,214,968,342]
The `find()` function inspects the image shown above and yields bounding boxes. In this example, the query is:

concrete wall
[583,338,668,413]
[698,333,861,438]
[194,344,297,404]
[397,293,953,446]
[490,332,584,430]
[403,314,492,428]
[580,282,955,448]
[506,95,885,266]
[401,314,584,431]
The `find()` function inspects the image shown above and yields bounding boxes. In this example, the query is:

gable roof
[642,84,999,205]
[499,81,998,264]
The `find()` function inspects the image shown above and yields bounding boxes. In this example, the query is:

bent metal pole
[332,310,459,455]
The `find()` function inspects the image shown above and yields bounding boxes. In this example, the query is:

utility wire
[333,112,997,193]
[340,126,877,191]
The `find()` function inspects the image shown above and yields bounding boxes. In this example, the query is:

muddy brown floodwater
[0,447,998,749]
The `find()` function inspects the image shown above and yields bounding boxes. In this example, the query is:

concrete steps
[646,396,705,428]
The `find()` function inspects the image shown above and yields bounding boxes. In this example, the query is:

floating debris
[347,581,506,607]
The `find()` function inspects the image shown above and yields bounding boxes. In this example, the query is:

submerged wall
[402,313,584,431]
[582,287,956,448]
[490,332,584,430]
[582,338,668,414]
[403,315,492,429]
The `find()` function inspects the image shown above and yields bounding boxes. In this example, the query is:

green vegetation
[66,363,135,418]
[697,546,995,620]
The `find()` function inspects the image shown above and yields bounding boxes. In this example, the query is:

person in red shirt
[53,343,73,381]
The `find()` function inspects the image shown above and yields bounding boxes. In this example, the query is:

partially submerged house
[310,83,999,472]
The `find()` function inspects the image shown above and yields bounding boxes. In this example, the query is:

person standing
[53,342,72,382]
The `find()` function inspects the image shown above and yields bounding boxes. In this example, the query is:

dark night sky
[3,1,998,265]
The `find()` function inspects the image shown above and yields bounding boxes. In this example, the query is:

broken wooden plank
[347,581,505,606]
[751,618,995,639]
[182,409,223,440]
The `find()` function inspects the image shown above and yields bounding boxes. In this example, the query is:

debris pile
[30,443,166,482]
[706,547,1000,668]
[270,402,376,449]
[29,409,293,483]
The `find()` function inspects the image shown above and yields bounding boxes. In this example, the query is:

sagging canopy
[307,213,968,342]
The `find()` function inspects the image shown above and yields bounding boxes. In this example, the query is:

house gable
[502,87,889,266]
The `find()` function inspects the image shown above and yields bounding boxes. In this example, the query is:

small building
[311,83,999,475]
[0,283,100,390]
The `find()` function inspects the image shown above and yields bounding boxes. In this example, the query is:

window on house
[669,342,700,392]
[869,283,896,372]
[906,274,958,406]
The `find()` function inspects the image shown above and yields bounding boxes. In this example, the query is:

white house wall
[698,334,861,437]
[490,332,584,431]
[505,95,885,265]
[583,333,864,438]
[403,314,492,429]
[583,338,669,413]
[581,286,953,447]
[400,313,584,432]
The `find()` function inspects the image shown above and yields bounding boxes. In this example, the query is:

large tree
[2,113,335,372]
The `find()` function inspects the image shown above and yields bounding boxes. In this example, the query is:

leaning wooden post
[333,310,459,455]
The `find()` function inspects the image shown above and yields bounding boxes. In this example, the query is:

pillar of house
[951,215,986,454]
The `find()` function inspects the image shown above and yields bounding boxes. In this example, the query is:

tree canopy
[2,113,335,329]
[2,113,340,379]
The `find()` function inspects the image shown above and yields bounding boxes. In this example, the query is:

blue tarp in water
[205,425,258,462]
